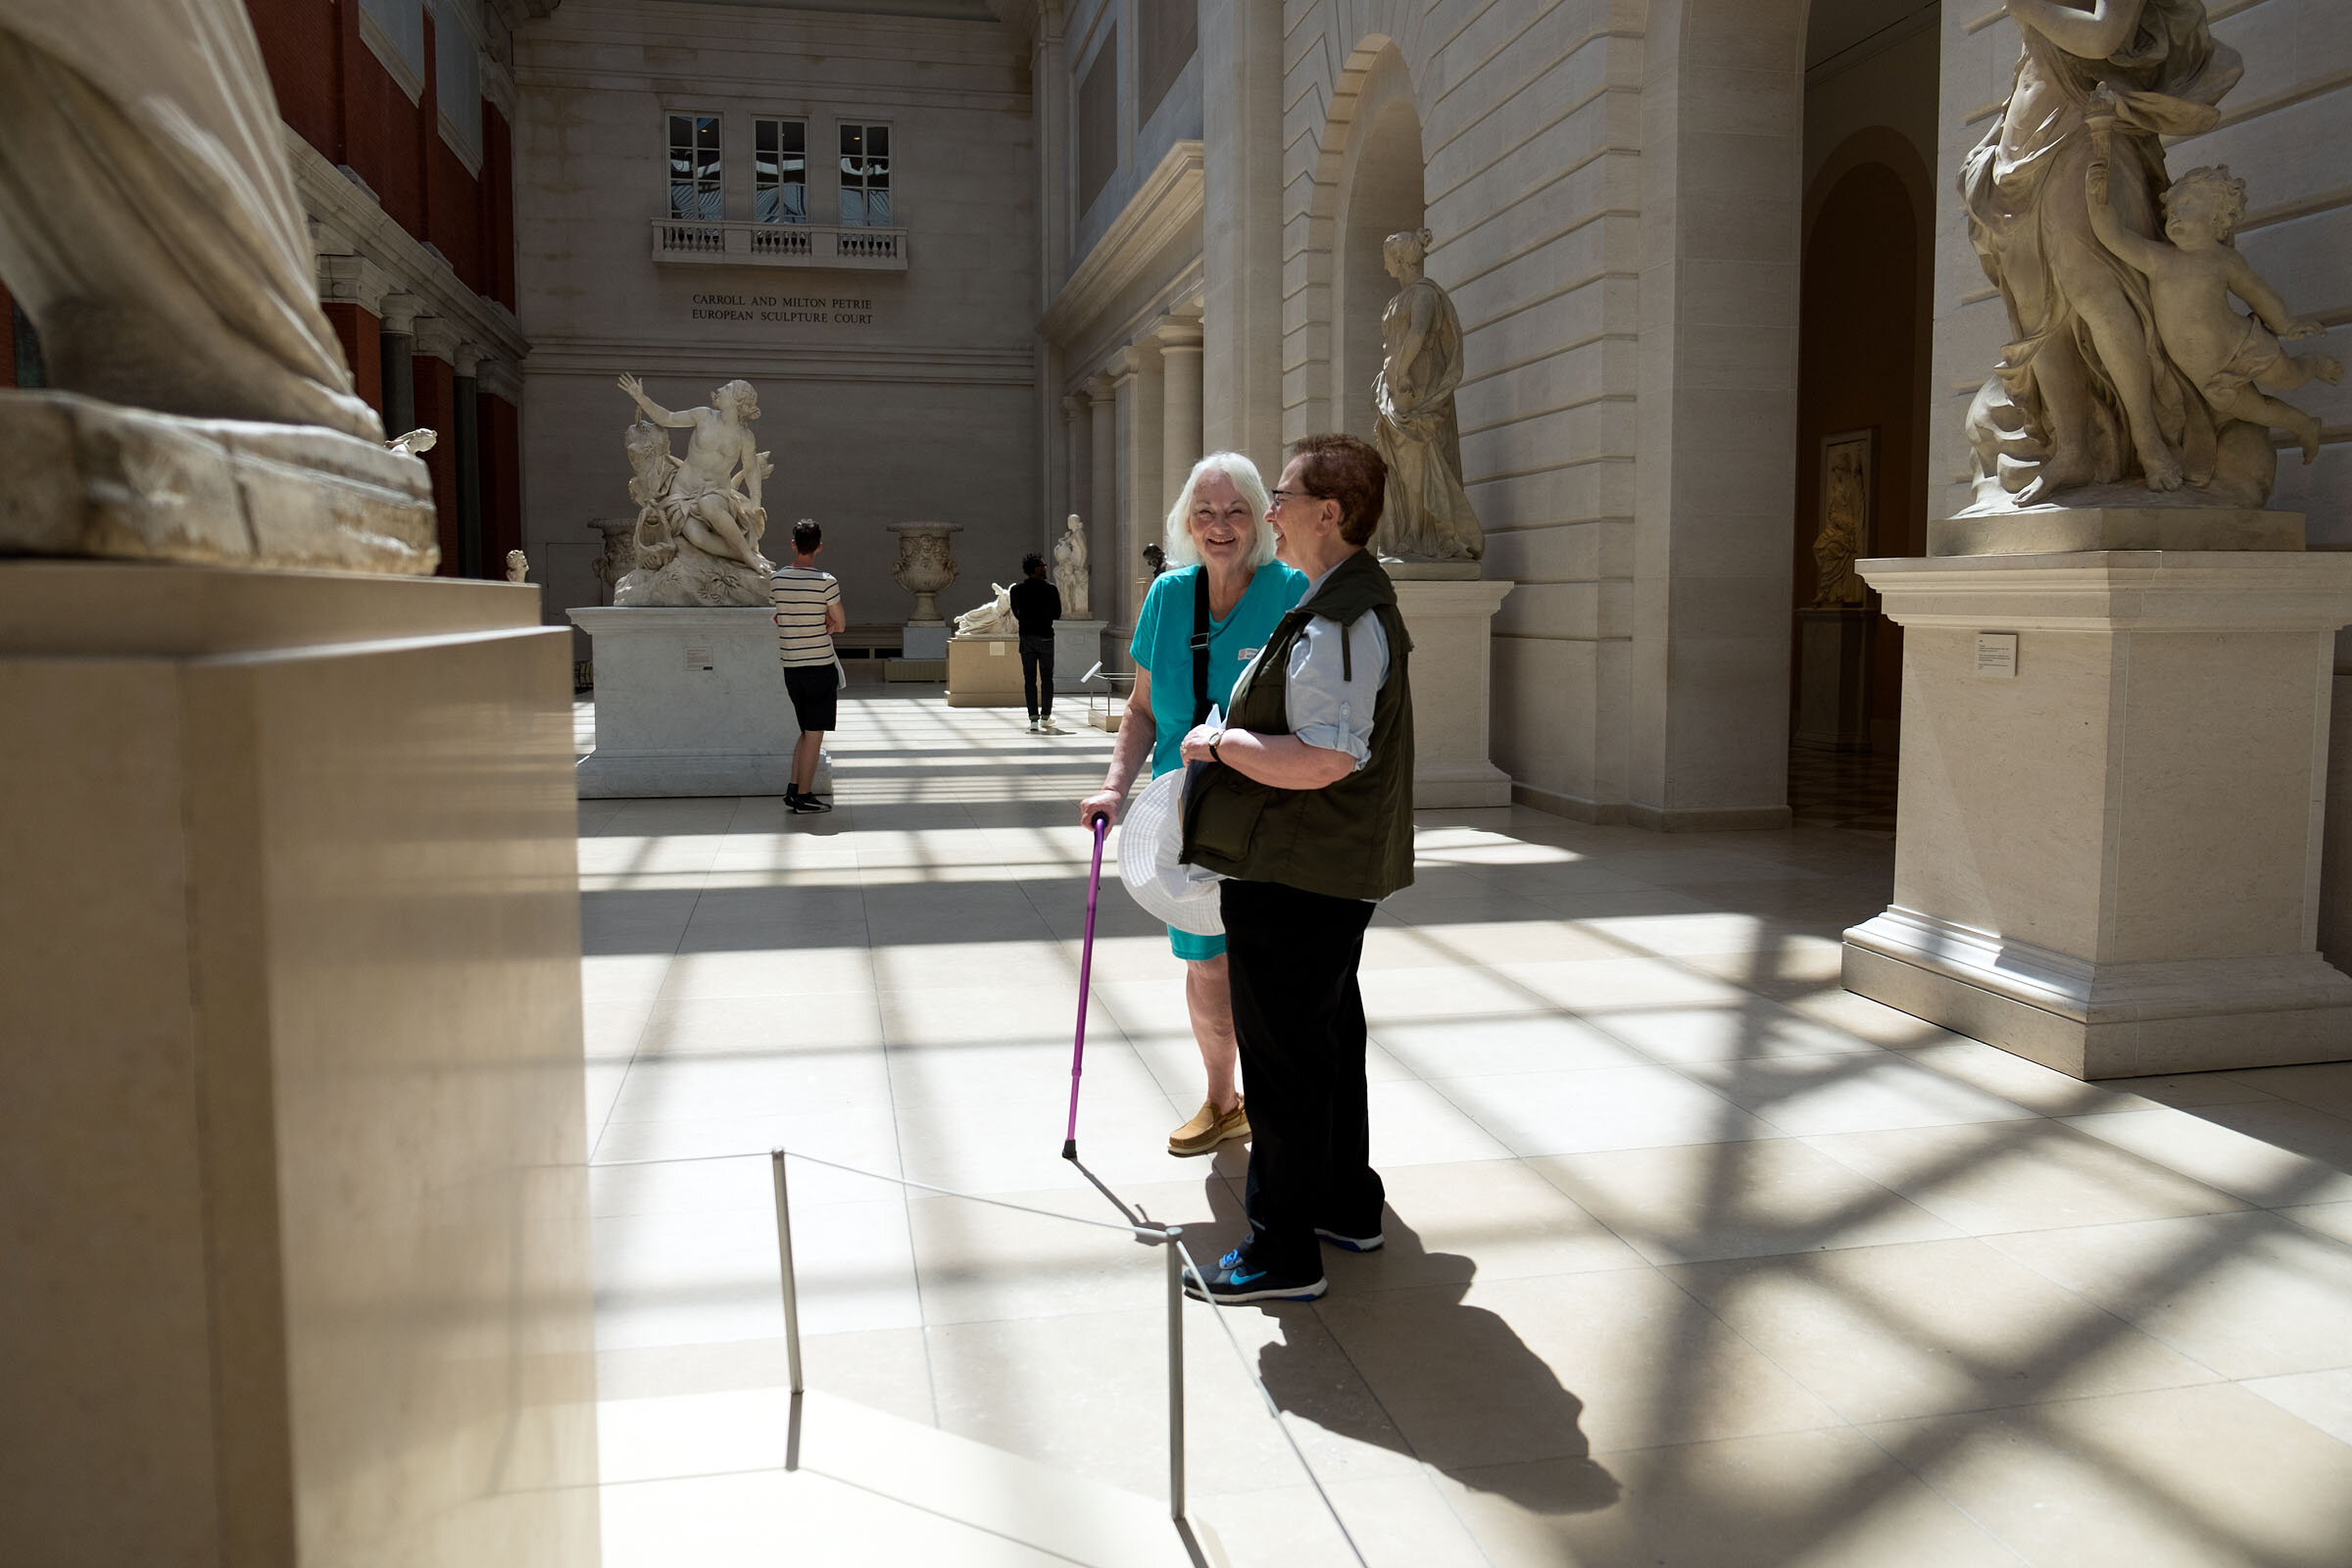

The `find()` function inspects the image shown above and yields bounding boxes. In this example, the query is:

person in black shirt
[1008,553,1062,733]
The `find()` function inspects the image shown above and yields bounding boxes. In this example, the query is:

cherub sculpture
[612,374,777,606]
[2087,159,2340,466]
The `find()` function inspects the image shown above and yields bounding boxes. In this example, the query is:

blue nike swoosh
[1229,1269,1265,1286]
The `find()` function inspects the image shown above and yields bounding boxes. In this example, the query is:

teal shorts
[1169,925,1226,962]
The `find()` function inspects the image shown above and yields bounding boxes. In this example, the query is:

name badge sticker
[1239,647,1260,662]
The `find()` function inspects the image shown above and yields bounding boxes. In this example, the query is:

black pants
[1019,633,1055,719]
[1221,877,1383,1277]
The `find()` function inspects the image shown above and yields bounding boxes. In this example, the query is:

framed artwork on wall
[1814,427,1876,608]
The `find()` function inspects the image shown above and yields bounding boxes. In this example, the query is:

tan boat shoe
[1168,1097,1250,1156]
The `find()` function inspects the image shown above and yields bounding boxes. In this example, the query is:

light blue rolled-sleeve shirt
[1281,567,1390,769]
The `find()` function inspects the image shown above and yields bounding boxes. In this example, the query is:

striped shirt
[770,566,841,668]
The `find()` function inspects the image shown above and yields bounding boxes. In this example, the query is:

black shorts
[784,662,838,732]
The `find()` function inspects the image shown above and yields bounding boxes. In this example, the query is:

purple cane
[1062,813,1109,1159]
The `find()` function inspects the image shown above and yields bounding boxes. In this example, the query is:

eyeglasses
[1268,488,1325,508]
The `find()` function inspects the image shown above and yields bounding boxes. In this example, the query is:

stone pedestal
[1392,569,1515,808]
[1844,542,2352,1079]
[946,633,1025,707]
[570,606,823,797]
[1054,618,1105,692]
[1,563,599,1565]
[1794,607,1874,753]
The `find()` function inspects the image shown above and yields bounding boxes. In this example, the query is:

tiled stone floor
[579,686,2352,1566]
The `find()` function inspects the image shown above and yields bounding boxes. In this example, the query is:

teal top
[1130,562,1309,779]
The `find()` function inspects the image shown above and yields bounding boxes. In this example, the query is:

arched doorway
[1786,120,1936,830]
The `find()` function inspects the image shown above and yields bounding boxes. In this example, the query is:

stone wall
[512,0,1041,640]
[1931,0,2352,963]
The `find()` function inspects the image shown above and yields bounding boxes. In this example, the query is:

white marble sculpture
[1958,0,2333,512]
[0,0,435,570]
[1052,514,1090,617]
[1371,228,1484,562]
[387,428,437,457]
[888,521,961,623]
[953,583,1013,637]
[611,375,775,606]
[505,550,529,583]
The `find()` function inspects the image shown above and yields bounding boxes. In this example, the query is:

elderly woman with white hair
[1081,453,1307,1155]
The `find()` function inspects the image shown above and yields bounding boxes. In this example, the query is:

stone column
[1157,318,1203,512]
[377,292,419,437]
[1200,0,1285,461]
[1063,393,1091,532]
[1113,341,1163,646]
[410,316,460,574]
[453,343,484,579]
[1087,373,1115,548]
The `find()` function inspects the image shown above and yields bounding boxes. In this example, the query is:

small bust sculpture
[954,583,1013,637]
[1142,542,1167,577]
[1052,514,1090,617]
[386,428,438,457]
[505,549,530,583]
[1371,228,1483,562]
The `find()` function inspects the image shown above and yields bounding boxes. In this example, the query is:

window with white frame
[838,122,891,226]
[667,114,722,221]
[755,119,807,223]
[436,0,483,171]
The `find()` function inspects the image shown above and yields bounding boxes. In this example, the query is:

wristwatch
[1207,731,1225,763]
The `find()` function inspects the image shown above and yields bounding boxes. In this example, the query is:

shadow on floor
[1250,1214,1622,1514]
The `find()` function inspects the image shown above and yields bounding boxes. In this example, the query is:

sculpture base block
[1847,549,2352,1079]
[1793,608,1874,753]
[1844,911,2352,1078]
[1394,576,1515,808]
[946,633,1024,707]
[569,606,826,797]
[0,388,438,573]
[1054,619,1105,692]
[0,562,597,1564]
[1930,507,2302,558]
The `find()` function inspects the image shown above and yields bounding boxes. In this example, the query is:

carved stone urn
[888,522,963,625]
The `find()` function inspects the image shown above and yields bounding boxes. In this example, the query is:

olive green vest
[1179,550,1416,901]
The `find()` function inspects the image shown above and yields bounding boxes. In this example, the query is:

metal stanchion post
[770,1149,804,1396]
[1164,1225,1185,1520]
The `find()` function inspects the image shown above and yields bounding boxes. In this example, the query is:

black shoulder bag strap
[1189,571,1214,727]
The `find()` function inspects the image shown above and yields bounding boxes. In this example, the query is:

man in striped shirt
[770,518,845,813]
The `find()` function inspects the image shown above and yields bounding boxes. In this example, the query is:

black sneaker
[1181,1248,1326,1304]
[784,791,819,814]
[1313,1226,1384,1253]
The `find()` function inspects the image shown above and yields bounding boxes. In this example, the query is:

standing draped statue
[1051,514,1090,617]
[1959,0,2335,512]
[1371,228,1484,562]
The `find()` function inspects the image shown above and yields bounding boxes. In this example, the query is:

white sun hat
[1116,766,1225,935]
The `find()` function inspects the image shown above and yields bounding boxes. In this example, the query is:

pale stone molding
[477,357,523,404]
[521,339,1034,387]
[317,253,395,317]
[453,342,485,378]
[378,292,422,337]
[1038,140,1203,345]
[412,317,461,364]
[283,129,528,366]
